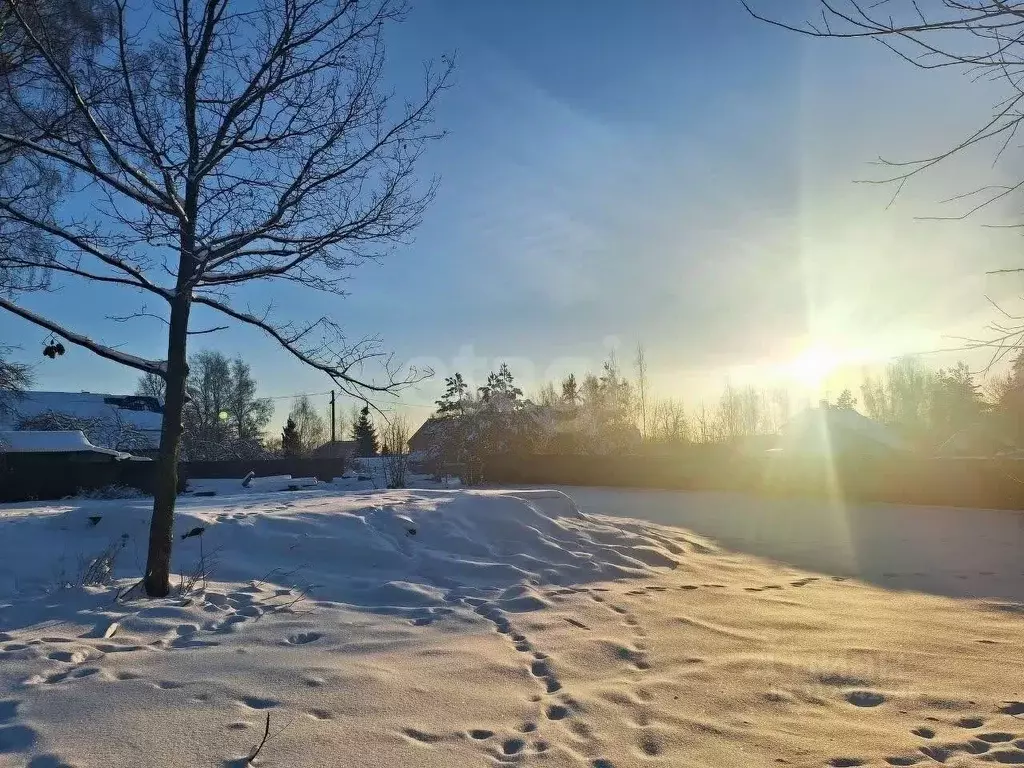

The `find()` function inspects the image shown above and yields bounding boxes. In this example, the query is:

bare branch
[0,295,166,376]
[2,0,181,215]
[746,1,1024,218]
[192,293,422,396]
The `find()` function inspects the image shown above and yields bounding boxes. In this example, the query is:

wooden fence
[0,454,347,503]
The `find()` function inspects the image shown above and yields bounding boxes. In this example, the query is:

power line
[262,388,437,409]
[20,386,439,410]
[261,390,333,401]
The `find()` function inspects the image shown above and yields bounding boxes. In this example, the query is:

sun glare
[787,346,840,387]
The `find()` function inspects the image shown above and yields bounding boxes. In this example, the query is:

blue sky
[3,0,1021,426]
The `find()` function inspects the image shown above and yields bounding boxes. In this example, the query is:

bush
[77,535,130,587]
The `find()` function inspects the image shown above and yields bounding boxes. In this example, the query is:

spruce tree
[352,405,379,457]
[281,418,301,457]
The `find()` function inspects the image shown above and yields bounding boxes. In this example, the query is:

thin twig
[247,712,271,764]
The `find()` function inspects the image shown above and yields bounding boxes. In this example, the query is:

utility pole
[330,390,336,444]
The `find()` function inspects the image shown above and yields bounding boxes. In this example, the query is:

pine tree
[933,361,984,441]
[833,389,857,411]
[478,363,522,403]
[436,373,469,415]
[281,418,301,457]
[352,405,379,457]
[561,373,579,404]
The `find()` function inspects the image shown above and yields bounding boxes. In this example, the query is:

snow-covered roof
[777,407,911,455]
[0,391,162,450]
[0,430,130,458]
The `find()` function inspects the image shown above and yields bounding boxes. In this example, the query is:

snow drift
[1,488,1022,768]
[0,488,687,610]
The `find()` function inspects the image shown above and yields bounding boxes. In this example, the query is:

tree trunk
[143,294,192,597]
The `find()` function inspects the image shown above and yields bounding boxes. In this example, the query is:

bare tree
[535,381,559,408]
[745,2,1024,368]
[134,371,166,401]
[227,358,273,444]
[0,0,449,595]
[380,411,409,487]
[634,342,648,440]
[649,397,688,448]
[0,347,31,418]
[288,395,326,455]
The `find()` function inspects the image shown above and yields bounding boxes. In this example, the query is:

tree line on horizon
[420,347,1024,467]
[5,340,1021,462]
[133,350,389,461]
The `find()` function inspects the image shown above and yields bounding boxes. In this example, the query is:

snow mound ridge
[183,488,685,609]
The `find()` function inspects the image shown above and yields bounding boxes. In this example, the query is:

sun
[787,345,840,387]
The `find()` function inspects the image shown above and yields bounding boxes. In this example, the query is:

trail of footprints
[828,704,1024,767]
[591,586,663,763]
[446,575,843,765]
[2,585,344,765]
[455,575,1021,767]
[447,584,666,766]
[1,584,333,737]
[461,598,559,762]
[6,568,1019,765]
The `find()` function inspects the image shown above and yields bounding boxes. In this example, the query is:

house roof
[0,430,133,458]
[408,417,448,449]
[312,439,358,457]
[776,406,911,455]
[0,391,163,449]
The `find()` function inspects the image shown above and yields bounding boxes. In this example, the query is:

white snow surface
[0,486,1022,767]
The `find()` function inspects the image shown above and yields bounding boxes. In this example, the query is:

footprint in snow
[46,650,86,664]
[845,690,885,707]
[240,696,278,710]
[637,731,663,756]
[501,738,525,755]
[545,704,569,721]
[285,632,322,645]
[402,727,442,744]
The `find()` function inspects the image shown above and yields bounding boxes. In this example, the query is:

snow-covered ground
[0,485,1021,767]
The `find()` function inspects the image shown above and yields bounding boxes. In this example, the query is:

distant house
[0,429,154,503]
[773,405,911,458]
[936,416,1018,457]
[0,391,163,453]
[408,417,448,457]
[311,439,358,459]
